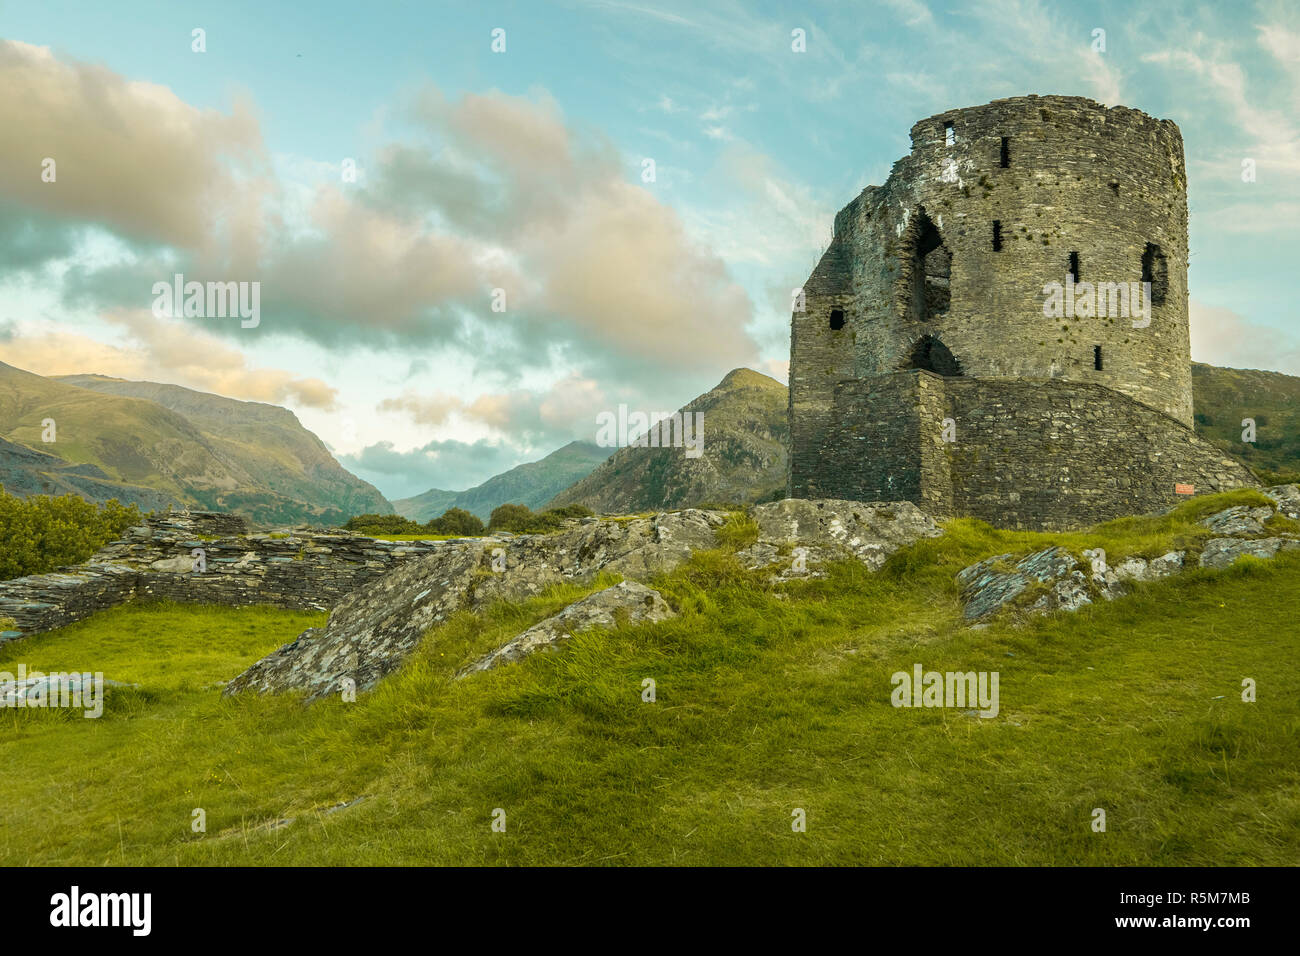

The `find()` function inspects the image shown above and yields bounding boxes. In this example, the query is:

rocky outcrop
[958,493,1300,622]
[224,511,736,702]
[226,500,944,702]
[1199,537,1300,570]
[1264,484,1300,519]
[222,542,492,701]
[0,511,448,641]
[1199,505,1274,535]
[458,582,675,677]
[737,499,942,573]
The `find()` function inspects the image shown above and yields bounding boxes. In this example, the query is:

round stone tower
[788,95,1251,529]
[792,93,1191,428]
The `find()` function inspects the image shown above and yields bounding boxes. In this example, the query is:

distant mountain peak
[718,367,782,390]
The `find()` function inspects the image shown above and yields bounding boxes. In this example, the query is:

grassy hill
[394,441,612,523]
[0,362,391,526]
[548,368,789,513]
[1191,362,1300,481]
[3,489,1296,865]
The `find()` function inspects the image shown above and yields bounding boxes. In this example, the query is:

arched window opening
[904,335,963,377]
[907,210,950,323]
[829,308,845,331]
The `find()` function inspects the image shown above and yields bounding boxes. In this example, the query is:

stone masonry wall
[798,370,1256,530]
[941,377,1255,528]
[0,512,447,641]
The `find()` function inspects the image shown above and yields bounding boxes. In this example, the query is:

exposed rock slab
[738,499,942,572]
[223,542,491,702]
[224,511,729,701]
[1265,484,1300,519]
[1200,506,1273,535]
[957,547,1077,621]
[226,500,943,701]
[1199,536,1300,570]
[458,582,675,677]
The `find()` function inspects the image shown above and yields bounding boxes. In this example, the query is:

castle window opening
[905,335,963,377]
[908,210,950,322]
[1141,243,1167,304]
[1068,251,1080,283]
[829,308,845,330]
[1094,345,1103,370]
[1000,137,1010,168]
[992,220,1003,251]
[944,121,955,147]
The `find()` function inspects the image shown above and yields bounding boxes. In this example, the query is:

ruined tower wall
[787,224,857,496]
[827,95,1193,426]
[786,95,1239,530]
[798,370,1255,530]
[941,378,1256,528]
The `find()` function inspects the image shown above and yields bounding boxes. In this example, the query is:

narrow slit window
[992,220,1003,251]
[1141,243,1167,304]
[1068,251,1080,282]
[829,308,845,331]
[944,121,955,147]
[1094,345,1103,370]
[1000,137,1010,168]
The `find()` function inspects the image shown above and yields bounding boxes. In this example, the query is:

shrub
[0,486,143,581]
[488,503,542,533]
[715,512,760,551]
[487,503,582,534]
[342,513,424,535]
[546,504,594,520]
[425,507,485,536]
[1256,468,1300,487]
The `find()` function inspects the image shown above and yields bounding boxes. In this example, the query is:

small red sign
[1175,483,1195,495]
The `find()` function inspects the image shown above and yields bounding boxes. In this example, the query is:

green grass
[1,490,1297,866]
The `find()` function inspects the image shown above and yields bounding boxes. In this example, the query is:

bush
[425,507,485,536]
[487,503,586,534]
[1256,468,1300,487]
[342,513,424,535]
[0,486,143,581]
[546,504,594,520]
[488,503,542,533]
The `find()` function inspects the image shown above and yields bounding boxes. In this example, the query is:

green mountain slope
[0,361,390,526]
[392,487,460,523]
[394,441,614,522]
[547,367,789,513]
[1191,362,1300,478]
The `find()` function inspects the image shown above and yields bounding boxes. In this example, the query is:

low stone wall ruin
[0,511,447,642]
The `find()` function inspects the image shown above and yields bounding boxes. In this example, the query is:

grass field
[2,491,1297,866]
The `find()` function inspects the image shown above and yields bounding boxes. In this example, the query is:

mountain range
[0,361,390,526]
[392,440,613,522]
[3,357,1296,528]
[546,367,789,513]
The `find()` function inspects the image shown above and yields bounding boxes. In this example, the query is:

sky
[0,0,1297,499]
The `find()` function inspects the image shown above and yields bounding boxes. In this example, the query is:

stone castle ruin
[788,94,1256,530]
